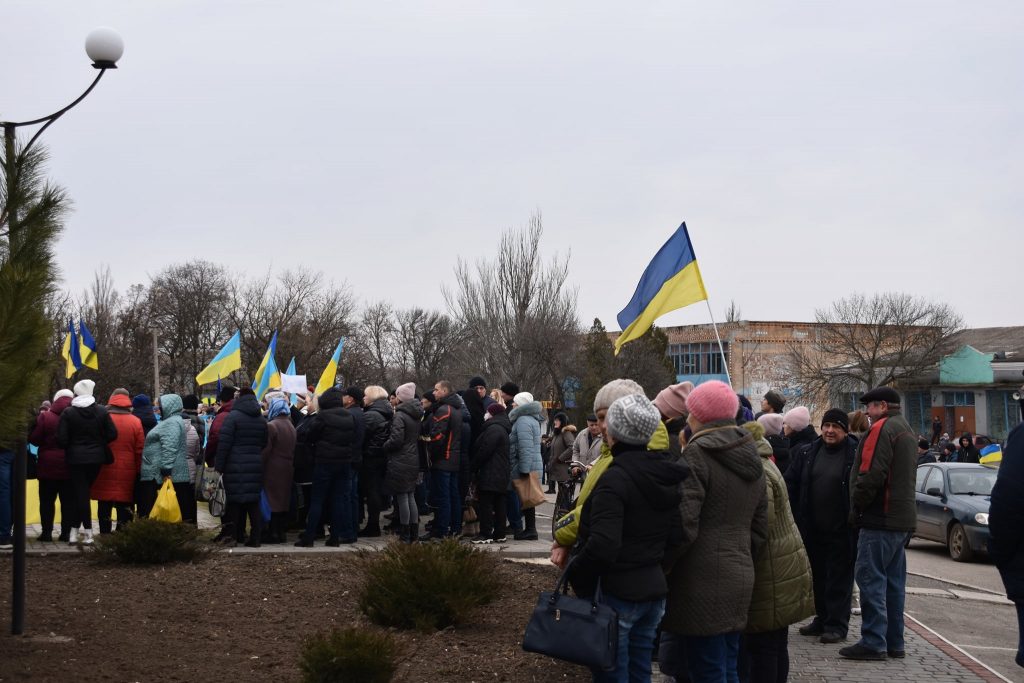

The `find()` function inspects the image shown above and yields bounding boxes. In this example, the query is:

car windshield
[947,469,997,496]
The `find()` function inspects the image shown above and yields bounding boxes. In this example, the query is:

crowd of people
[2,369,1023,683]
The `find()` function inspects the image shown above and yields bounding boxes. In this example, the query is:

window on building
[904,391,932,436]
[667,342,729,377]
[942,391,975,407]
[986,390,1023,442]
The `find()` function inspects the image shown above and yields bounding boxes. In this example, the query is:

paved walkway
[5,496,1013,682]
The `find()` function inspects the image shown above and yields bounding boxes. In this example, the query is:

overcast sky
[6,1,1022,331]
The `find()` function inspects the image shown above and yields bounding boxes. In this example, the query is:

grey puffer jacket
[663,420,769,636]
[509,400,544,475]
[382,400,423,494]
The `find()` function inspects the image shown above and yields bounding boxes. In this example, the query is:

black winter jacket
[428,394,463,473]
[990,422,1024,601]
[766,434,791,475]
[571,444,689,602]
[292,410,316,484]
[215,394,268,503]
[347,404,365,465]
[787,425,818,461]
[57,403,118,466]
[308,388,358,465]
[382,400,422,494]
[472,414,511,493]
[784,435,857,538]
[362,399,394,461]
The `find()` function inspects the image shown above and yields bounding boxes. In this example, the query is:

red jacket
[29,396,73,480]
[91,395,145,503]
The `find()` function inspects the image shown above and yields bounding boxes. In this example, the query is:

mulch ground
[0,550,589,682]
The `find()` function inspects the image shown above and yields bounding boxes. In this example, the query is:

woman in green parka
[740,420,814,683]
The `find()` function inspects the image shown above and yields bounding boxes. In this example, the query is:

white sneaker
[851,607,862,616]
[82,529,94,545]
[69,527,79,544]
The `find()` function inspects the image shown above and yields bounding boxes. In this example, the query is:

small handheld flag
[196,331,242,386]
[251,330,281,396]
[615,222,708,354]
[315,338,345,396]
[285,357,298,406]
[980,443,1002,468]
[78,319,99,370]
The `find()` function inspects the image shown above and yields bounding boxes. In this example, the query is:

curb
[905,614,1012,683]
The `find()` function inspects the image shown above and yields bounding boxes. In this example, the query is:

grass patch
[358,539,501,632]
[298,627,399,683]
[91,518,215,564]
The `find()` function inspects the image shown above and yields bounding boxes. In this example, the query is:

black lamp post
[2,26,123,637]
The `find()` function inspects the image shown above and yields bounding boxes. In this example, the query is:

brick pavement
[6,501,1012,682]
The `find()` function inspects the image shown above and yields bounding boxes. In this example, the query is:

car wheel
[948,522,974,562]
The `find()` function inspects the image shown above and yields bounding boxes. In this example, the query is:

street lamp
[1,27,123,637]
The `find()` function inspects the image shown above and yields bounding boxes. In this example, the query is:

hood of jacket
[690,421,764,482]
[395,399,424,421]
[319,387,345,411]
[959,433,975,449]
[233,393,263,417]
[755,438,773,457]
[484,413,512,434]
[50,395,73,415]
[366,398,394,420]
[509,400,543,422]
[158,393,183,419]
[439,393,462,411]
[611,446,689,511]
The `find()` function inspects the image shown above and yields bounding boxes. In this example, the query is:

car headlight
[974,513,989,525]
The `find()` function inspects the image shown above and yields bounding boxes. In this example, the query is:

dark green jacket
[849,407,917,532]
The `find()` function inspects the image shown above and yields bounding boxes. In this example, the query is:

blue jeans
[506,486,522,532]
[592,595,665,683]
[684,631,741,683]
[430,471,461,536]
[348,470,359,539]
[0,449,12,541]
[305,461,356,542]
[854,529,910,653]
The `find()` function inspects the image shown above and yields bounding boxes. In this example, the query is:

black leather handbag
[521,561,618,671]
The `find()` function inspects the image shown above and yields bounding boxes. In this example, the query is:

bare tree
[788,292,963,404]
[392,307,462,390]
[444,211,580,401]
[725,299,742,323]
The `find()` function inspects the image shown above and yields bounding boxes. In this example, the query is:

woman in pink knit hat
[653,381,694,460]
[661,380,768,681]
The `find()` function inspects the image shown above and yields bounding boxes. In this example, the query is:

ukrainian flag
[285,357,299,406]
[78,319,99,370]
[315,338,345,396]
[252,331,282,399]
[615,222,708,354]
[195,331,242,386]
[980,444,1002,468]
[61,319,81,379]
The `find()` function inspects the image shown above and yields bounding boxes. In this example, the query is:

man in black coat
[785,408,859,644]
[423,380,463,539]
[990,386,1024,669]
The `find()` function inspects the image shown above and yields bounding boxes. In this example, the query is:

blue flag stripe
[616,223,698,330]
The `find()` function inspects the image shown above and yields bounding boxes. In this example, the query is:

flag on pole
[61,320,82,379]
[314,338,345,396]
[615,222,708,354]
[78,319,99,370]
[195,331,242,386]
[251,330,281,395]
[254,353,281,400]
[285,357,298,406]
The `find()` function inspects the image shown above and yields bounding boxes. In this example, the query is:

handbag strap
[551,556,604,612]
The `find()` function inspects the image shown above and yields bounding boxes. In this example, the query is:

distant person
[847,410,870,441]
[784,407,817,465]
[132,394,158,435]
[215,388,268,547]
[916,439,934,466]
[28,390,76,542]
[261,397,296,544]
[931,416,943,446]
[956,433,980,464]
[654,381,693,461]
[545,412,577,496]
[758,413,791,474]
[760,390,787,417]
[989,384,1024,670]
[91,389,144,534]
[509,391,544,541]
[382,382,423,543]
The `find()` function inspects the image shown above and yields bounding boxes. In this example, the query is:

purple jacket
[29,396,73,480]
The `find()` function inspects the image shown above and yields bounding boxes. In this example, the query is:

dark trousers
[38,478,74,536]
[229,501,262,542]
[1015,601,1024,667]
[136,479,194,523]
[68,463,101,530]
[97,500,134,533]
[805,528,858,637]
[359,459,386,532]
[738,628,789,683]
[173,481,196,524]
[305,461,356,542]
[475,489,508,539]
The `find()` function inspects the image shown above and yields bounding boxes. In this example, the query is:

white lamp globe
[85,27,124,68]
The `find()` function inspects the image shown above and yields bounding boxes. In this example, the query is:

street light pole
[2,27,123,637]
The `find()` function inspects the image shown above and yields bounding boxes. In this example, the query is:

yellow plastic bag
[150,479,182,523]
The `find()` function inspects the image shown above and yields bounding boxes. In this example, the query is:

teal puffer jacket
[509,401,544,475]
[140,394,189,484]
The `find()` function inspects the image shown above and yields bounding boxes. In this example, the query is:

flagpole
[704,299,732,387]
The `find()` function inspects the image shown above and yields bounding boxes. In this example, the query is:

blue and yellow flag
[285,357,299,406]
[615,222,708,354]
[980,443,1002,468]
[78,319,99,370]
[61,320,81,379]
[252,331,282,399]
[196,331,242,386]
[315,338,345,396]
